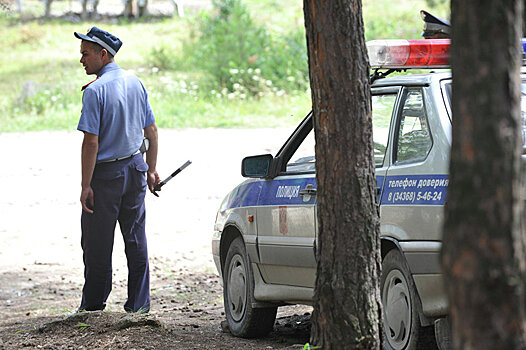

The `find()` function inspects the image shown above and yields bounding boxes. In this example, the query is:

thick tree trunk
[442,0,526,349]
[303,1,381,349]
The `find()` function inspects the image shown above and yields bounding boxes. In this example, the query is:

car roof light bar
[367,39,450,69]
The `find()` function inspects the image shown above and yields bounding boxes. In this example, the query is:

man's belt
[97,150,141,164]
[97,138,149,164]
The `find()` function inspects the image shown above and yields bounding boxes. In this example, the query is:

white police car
[212,39,526,349]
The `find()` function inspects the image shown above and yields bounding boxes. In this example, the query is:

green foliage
[149,46,176,71]
[424,0,449,9]
[172,0,309,95]
[0,0,451,132]
[363,0,450,40]
[190,0,269,88]
[18,87,74,115]
[144,71,310,128]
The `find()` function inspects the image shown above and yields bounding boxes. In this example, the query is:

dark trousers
[80,154,150,313]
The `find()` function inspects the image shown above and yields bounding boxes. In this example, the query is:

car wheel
[223,237,277,338]
[381,249,436,350]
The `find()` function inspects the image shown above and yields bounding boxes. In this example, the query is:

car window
[286,128,315,173]
[372,93,397,167]
[443,81,452,105]
[395,89,432,164]
[285,92,397,172]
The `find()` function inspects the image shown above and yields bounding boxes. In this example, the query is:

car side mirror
[241,154,273,178]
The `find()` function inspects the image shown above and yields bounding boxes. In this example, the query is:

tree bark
[303,1,381,349]
[442,0,526,349]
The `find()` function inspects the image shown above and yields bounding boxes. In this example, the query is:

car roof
[372,68,526,88]
[372,70,451,88]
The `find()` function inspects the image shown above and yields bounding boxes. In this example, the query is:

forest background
[0,0,449,132]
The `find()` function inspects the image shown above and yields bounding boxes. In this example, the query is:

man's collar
[97,61,119,77]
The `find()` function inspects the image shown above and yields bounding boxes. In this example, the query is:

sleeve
[77,88,101,135]
[141,82,156,128]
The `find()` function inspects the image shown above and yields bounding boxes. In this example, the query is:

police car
[212,39,526,349]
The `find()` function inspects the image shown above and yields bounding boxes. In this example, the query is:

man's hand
[144,123,159,196]
[81,186,94,214]
[147,170,161,197]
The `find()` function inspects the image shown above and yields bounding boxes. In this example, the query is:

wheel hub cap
[227,255,247,322]
[382,269,411,349]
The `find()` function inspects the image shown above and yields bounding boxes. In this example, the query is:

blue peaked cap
[74,27,122,56]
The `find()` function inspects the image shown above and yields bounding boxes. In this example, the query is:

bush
[190,0,269,89]
[149,46,177,71]
[150,0,309,97]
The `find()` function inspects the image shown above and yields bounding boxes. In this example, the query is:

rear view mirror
[242,154,273,178]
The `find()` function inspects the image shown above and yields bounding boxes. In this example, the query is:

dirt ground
[2,3,314,348]
[0,127,314,349]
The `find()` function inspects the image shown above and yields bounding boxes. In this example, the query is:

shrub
[156,0,309,97]
[149,46,177,71]
[185,0,270,94]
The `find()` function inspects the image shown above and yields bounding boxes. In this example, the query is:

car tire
[381,249,437,350]
[223,237,277,338]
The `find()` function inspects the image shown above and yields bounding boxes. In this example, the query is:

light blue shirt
[78,62,155,162]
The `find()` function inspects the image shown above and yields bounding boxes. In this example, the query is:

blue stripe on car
[224,174,448,210]
[225,181,262,208]
[259,178,317,206]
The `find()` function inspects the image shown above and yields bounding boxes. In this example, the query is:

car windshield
[443,81,526,147]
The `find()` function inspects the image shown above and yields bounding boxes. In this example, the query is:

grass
[74,322,90,331]
[0,14,311,132]
[302,344,321,350]
[0,0,449,132]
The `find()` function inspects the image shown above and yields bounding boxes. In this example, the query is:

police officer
[420,10,450,39]
[74,27,161,313]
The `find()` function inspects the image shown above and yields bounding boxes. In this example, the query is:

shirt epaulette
[81,77,99,91]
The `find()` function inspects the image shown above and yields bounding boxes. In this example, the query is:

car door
[380,87,448,242]
[256,116,317,288]
[255,87,400,288]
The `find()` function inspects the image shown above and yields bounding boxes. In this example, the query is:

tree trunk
[44,0,52,18]
[124,0,134,18]
[442,0,526,349]
[303,1,381,349]
[137,0,147,17]
[81,0,88,20]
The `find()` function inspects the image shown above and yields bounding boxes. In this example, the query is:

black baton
[154,160,192,192]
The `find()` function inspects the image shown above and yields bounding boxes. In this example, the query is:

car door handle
[299,187,317,196]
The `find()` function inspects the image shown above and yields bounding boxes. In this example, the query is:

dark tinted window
[395,89,432,164]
